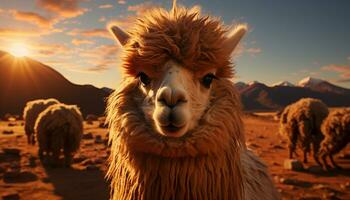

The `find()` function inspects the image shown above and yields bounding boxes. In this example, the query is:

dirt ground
[244,114,350,200]
[0,115,349,200]
[0,121,110,200]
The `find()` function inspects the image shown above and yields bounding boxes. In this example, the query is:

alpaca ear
[225,24,248,55]
[110,25,130,46]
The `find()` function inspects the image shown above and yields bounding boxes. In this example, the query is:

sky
[0,0,349,89]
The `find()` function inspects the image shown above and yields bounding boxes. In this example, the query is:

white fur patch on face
[139,60,216,138]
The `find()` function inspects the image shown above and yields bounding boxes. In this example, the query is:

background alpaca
[107,2,279,200]
[279,98,329,164]
[35,103,83,166]
[319,108,350,169]
[23,98,60,145]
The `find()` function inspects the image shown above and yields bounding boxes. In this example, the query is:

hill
[0,51,110,117]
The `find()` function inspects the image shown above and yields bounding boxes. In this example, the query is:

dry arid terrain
[0,115,349,200]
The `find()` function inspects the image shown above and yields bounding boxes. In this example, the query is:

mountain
[298,76,324,87]
[248,80,263,86]
[0,51,110,117]
[240,77,350,111]
[101,87,114,94]
[271,81,294,87]
[298,76,350,94]
[234,81,248,91]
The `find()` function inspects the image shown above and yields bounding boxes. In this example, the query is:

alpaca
[279,98,329,164]
[23,98,60,145]
[35,103,83,166]
[106,3,279,200]
[319,108,350,170]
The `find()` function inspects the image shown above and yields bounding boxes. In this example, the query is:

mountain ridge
[0,51,110,117]
[237,78,350,111]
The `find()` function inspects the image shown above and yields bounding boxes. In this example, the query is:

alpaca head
[109,4,246,138]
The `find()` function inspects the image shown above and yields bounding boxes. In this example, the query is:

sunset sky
[0,0,349,89]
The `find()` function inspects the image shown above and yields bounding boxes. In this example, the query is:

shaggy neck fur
[106,78,246,200]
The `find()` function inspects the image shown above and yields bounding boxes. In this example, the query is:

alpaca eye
[201,73,217,88]
[137,72,151,86]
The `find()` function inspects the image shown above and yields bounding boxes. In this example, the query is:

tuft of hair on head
[171,0,177,13]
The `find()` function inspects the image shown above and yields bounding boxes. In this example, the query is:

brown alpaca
[106,2,279,200]
[279,98,329,164]
[319,108,350,170]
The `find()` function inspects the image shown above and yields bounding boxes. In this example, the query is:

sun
[9,43,30,57]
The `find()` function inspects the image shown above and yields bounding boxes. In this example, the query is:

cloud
[99,4,113,9]
[30,43,72,57]
[107,2,157,30]
[36,0,87,18]
[68,28,111,38]
[86,60,115,72]
[99,16,106,22]
[71,38,94,46]
[10,10,56,28]
[246,47,262,54]
[322,64,350,79]
[128,2,155,15]
[79,44,119,72]
[0,27,60,37]
[118,0,126,5]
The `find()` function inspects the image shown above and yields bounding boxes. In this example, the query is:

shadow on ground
[43,167,109,200]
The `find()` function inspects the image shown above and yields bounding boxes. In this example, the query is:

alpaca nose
[157,86,188,108]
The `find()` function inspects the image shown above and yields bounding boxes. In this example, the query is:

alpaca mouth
[161,124,184,134]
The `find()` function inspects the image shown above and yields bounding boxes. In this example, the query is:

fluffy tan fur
[106,3,278,200]
[107,78,279,199]
[35,103,83,166]
[23,98,60,144]
[280,98,329,164]
[319,108,350,169]
[120,5,235,78]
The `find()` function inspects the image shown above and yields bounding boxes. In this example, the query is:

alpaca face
[138,60,217,137]
[109,12,247,138]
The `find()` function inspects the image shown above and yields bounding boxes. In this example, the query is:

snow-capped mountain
[298,77,325,87]
[271,81,295,87]
[238,76,350,110]
[248,80,264,86]
[297,76,350,94]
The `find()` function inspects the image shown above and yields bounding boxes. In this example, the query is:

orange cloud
[246,48,262,54]
[10,10,56,28]
[36,0,87,18]
[68,28,111,38]
[30,43,72,57]
[322,64,350,79]
[72,38,95,46]
[107,2,157,30]
[99,4,113,9]
[128,2,155,15]
[0,28,58,37]
[118,0,126,5]
[87,60,115,72]
[79,44,119,72]
[99,16,106,22]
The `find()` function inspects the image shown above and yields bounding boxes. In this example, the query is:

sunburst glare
[8,43,30,57]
